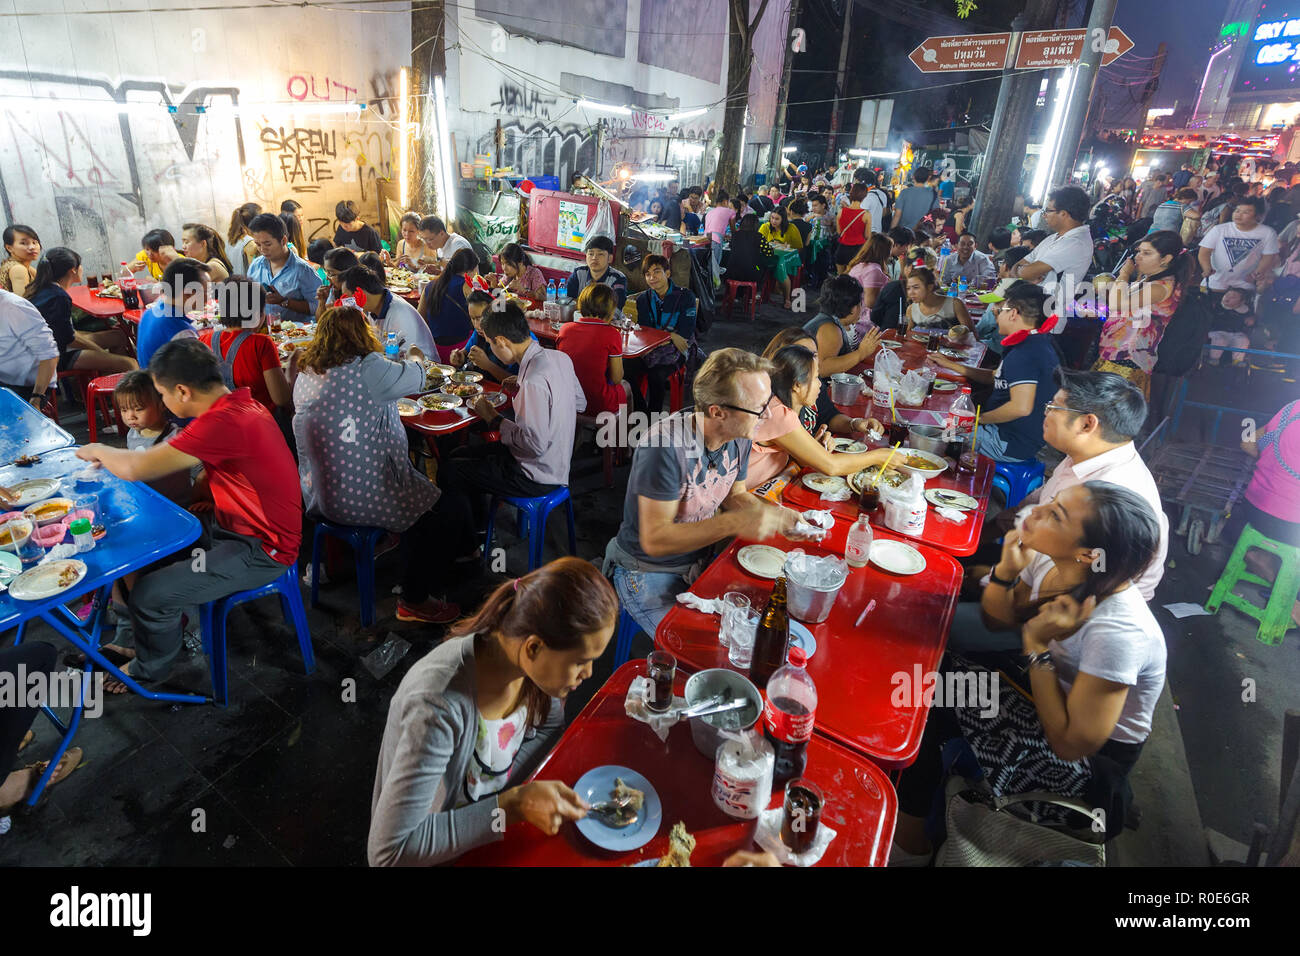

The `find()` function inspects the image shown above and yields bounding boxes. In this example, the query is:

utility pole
[1136,42,1169,131]
[969,0,1058,246]
[826,0,854,162]
[1048,0,1117,187]
[767,0,803,184]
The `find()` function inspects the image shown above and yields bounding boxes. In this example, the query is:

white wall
[0,0,410,273]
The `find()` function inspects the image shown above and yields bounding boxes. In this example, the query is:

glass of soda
[957,450,978,475]
[781,778,824,854]
[887,419,909,446]
[87,274,99,290]
[646,650,677,713]
[858,473,881,514]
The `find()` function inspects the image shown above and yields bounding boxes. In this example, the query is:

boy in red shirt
[556,283,628,416]
[76,338,302,690]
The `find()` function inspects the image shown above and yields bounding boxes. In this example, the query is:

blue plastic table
[0,387,74,464]
[0,447,205,804]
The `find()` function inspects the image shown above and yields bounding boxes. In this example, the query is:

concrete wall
[443,0,790,188]
[0,0,410,273]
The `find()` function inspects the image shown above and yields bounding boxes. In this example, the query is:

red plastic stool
[87,372,128,442]
[722,280,759,320]
[668,365,686,412]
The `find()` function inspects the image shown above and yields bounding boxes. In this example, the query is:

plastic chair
[310,521,387,627]
[484,486,576,572]
[722,280,759,321]
[86,373,127,442]
[200,565,316,707]
[992,459,1046,509]
[56,368,96,408]
[577,412,621,488]
[612,606,642,667]
[1205,523,1300,646]
[668,365,686,412]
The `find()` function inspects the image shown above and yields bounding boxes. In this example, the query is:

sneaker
[396,597,461,624]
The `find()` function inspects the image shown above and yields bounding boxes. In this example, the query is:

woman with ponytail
[26,248,137,374]
[225,202,261,275]
[1093,230,1197,397]
[369,557,616,866]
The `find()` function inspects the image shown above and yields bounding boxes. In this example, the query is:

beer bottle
[748,575,790,689]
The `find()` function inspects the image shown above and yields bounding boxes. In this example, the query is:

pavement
[1,291,1292,866]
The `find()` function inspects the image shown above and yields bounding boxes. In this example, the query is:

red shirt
[556,319,626,416]
[198,328,281,411]
[170,388,302,564]
[838,206,869,245]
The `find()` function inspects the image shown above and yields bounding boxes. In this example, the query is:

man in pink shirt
[703,190,736,270]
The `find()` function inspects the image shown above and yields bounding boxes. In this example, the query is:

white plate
[869,540,926,575]
[8,559,88,601]
[830,438,868,454]
[396,398,421,417]
[9,478,61,507]
[848,467,905,494]
[737,545,788,579]
[926,488,978,511]
[895,448,948,478]
[800,473,847,494]
[933,380,959,392]
[0,551,21,581]
[418,393,464,411]
[485,391,508,408]
[23,498,73,526]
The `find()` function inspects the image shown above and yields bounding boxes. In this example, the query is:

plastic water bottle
[764,646,818,784]
[546,279,556,301]
[957,275,969,296]
[940,238,952,258]
[946,385,976,444]
[845,514,873,568]
[118,262,140,310]
[384,330,400,360]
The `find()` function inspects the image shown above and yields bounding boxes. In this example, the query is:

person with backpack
[893,166,940,231]
[199,277,292,412]
[1092,231,1197,399]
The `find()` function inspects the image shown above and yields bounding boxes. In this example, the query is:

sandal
[62,645,135,669]
[19,730,33,752]
[30,747,83,790]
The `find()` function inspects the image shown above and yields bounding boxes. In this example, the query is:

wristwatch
[988,567,1018,588]
[1026,650,1056,673]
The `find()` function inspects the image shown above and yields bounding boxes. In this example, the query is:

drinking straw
[875,441,902,482]
[972,404,982,450]
[889,385,896,422]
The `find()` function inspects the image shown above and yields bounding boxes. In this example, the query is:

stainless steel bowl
[908,424,948,455]
[683,668,762,758]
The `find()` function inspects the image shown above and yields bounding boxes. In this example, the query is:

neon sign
[1256,41,1300,64]
[1254,18,1300,41]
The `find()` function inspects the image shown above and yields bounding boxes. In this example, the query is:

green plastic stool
[1205,523,1300,646]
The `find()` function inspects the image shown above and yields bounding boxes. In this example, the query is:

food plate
[484,391,508,408]
[789,620,817,659]
[848,467,905,494]
[880,340,903,350]
[396,398,421,417]
[451,370,483,385]
[932,380,959,391]
[8,559,88,601]
[869,540,926,575]
[23,498,73,526]
[894,448,948,478]
[800,473,847,495]
[926,488,978,511]
[830,438,868,454]
[418,393,463,411]
[9,479,61,507]
[425,362,455,378]
[938,347,964,359]
[445,382,484,399]
[737,544,788,579]
[574,766,662,852]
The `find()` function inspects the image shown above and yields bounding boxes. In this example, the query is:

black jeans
[398,489,477,603]
[623,358,677,416]
[1,642,57,777]
[441,443,559,526]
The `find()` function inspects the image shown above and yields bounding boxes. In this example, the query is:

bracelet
[988,568,1018,588]
[1026,650,1056,673]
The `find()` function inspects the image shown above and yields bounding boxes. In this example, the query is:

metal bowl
[908,424,949,456]
[683,668,763,758]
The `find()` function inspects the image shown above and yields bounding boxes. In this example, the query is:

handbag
[934,774,1106,867]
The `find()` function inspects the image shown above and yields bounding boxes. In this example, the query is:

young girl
[368,557,616,866]
[315,247,360,318]
[225,203,261,275]
[1,225,41,295]
[556,283,627,416]
[181,223,233,282]
[1207,287,1254,365]
[903,266,972,335]
[498,243,547,302]
[25,247,138,374]
[393,212,435,268]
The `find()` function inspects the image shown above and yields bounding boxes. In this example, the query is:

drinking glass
[2,516,44,566]
[73,493,99,526]
[782,778,825,853]
[719,592,751,648]
[646,650,677,713]
[726,608,760,669]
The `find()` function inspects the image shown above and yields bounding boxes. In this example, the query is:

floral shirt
[463,702,531,802]
[1097,277,1180,373]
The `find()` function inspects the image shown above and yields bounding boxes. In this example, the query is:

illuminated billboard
[1235,7,1300,94]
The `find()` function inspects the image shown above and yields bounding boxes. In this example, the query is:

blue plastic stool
[310,521,386,627]
[612,607,642,667]
[200,565,316,707]
[993,459,1046,509]
[483,487,577,572]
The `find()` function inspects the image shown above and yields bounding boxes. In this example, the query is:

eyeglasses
[721,392,775,419]
[1044,401,1086,416]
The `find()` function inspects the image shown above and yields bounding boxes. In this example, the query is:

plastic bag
[589,198,617,245]
[896,369,928,406]
[872,347,903,406]
[881,471,927,536]
[361,634,412,680]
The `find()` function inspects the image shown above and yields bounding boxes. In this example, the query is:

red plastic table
[782,455,995,557]
[456,661,897,866]
[68,285,125,318]
[526,316,671,358]
[401,381,509,439]
[656,534,962,769]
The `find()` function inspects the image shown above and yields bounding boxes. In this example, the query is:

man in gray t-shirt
[893,168,939,231]
[603,351,803,635]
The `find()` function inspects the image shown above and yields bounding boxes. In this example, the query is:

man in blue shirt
[245,212,321,323]
[628,253,696,414]
[136,257,209,367]
[566,235,627,307]
[932,281,1060,463]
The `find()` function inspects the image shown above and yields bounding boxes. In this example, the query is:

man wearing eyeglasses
[604,348,804,635]
[1016,186,1093,334]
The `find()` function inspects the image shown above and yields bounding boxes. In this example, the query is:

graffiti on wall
[258,125,338,192]
[476,121,598,187]
[491,81,560,121]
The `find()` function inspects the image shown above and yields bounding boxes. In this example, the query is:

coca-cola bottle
[118,262,140,310]
[945,385,976,457]
[748,575,789,689]
[764,646,818,784]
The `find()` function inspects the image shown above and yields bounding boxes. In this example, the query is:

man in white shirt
[1197,197,1280,294]
[1017,185,1094,332]
[938,232,996,286]
[0,288,59,405]
[418,215,472,265]
[855,168,889,234]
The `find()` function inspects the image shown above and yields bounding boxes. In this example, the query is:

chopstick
[855,599,877,627]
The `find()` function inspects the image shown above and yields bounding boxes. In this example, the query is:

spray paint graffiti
[490,81,559,121]
[476,121,597,186]
[258,125,338,192]
[286,74,360,103]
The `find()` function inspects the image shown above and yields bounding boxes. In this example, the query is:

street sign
[1015,26,1135,69]
[908,32,1012,72]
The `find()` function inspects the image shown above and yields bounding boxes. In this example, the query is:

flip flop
[24,747,84,795]
[62,645,134,669]
[19,730,33,752]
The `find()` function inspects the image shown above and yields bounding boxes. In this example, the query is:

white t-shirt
[1023,554,1167,745]
[0,288,59,388]
[375,292,436,359]
[1023,224,1094,330]
[438,232,473,262]
[1199,221,1280,291]
[863,189,888,235]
